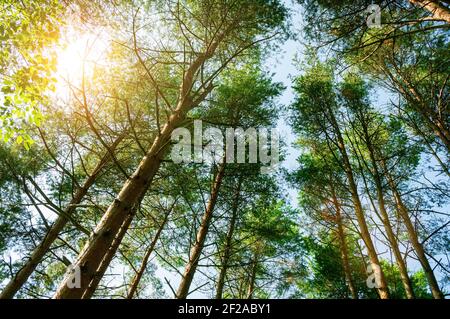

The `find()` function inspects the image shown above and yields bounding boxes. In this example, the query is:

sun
[54,26,110,98]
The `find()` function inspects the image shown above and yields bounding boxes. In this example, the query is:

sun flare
[54,27,110,97]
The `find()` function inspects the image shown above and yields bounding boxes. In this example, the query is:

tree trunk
[127,210,170,299]
[362,124,415,299]
[53,39,222,299]
[372,172,415,299]
[343,152,390,299]
[435,119,450,152]
[331,183,358,299]
[381,159,444,299]
[382,64,450,153]
[215,177,242,299]
[328,110,390,299]
[176,163,226,299]
[409,0,450,23]
[246,253,259,299]
[0,136,122,299]
[397,70,450,153]
[81,213,134,299]
[405,113,450,177]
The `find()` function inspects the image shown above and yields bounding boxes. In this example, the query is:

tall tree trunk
[246,252,259,299]
[176,163,226,299]
[361,124,415,299]
[127,210,170,299]
[381,159,444,299]
[395,69,450,152]
[0,136,123,299]
[215,177,242,299]
[53,43,221,298]
[331,183,358,299]
[81,213,134,299]
[328,110,390,299]
[409,0,450,23]
[371,169,415,299]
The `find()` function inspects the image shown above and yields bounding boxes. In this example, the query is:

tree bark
[331,183,358,299]
[327,110,390,299]
[246,252,259,299]
[409,0,450,23]
[389,67,450,153]
[361,122,415,299]
[0,135,123,299]
[371,168,415,299]
[81,213,134,299]
[381,159,444,299]
[215,177,242,299]
[176,163,226,299]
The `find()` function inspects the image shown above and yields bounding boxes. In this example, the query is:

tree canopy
[0,0,448,300]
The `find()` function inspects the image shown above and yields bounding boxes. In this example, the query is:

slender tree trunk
[381,160,444,299]
[0,136,123,299]
[361,125,415,299]
[328,111,390,299]
[409,0,450,23]
[426,117,450,152]
[344,156,390,299]
[383,64,450,153]
[176,163,226,299]
[406,112,450,177]
[331,183,358,299]
[398,72,450,152]
[82,190,152,299]
[435,119,450,151]
[246,252,259,299]
[215,177,242,299]
[127,210,170,299]
[372,174,415,299]
[53,39,222,299]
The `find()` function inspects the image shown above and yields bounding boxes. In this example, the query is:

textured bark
[409,0,450,23]
[328,110,390,299]
[331,183,358,299]
[0,136,122,299]
[54,124,171,299]
[382,160,444,299]
[215,177,242,299]
[53,41,221,298]
[176,163,226,299]
[127,211,169,299]
[81,213,134,299]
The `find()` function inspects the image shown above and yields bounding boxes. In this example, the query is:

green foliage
[0,0,63,145]
[0,0,447,300]
[293,234,374,299]
[380,261,433,299]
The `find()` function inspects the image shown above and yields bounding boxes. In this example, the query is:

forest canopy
[0,0,448,300]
